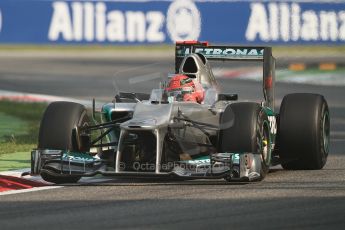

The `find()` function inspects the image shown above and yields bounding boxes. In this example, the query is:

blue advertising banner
[0,0,345,45]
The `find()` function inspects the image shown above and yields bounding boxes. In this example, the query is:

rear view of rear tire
[278,93,330,170]
[38,101,89,183]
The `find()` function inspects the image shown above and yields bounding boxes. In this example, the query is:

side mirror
[218,94,238,101]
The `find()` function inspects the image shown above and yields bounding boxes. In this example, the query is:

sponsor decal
[233,153,240,162]
[63,152,95,162]
[48,0,201,43]
[268,116,277,135]
[178,46,264,59]
[167,0,201,42]
[0,9,2,33]
[48,1,165,42]
[184,158,210,165]
[194,47,264,59]
[1,1,344,45]
[246,2,345,42]
[182,153,240,165]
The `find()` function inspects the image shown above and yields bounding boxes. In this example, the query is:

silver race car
[31,41,330,183]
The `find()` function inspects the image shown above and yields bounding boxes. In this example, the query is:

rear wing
[175,41,276,110]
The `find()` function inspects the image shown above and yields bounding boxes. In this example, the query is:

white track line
[0,89,105,110]
[1,168,113,196]
[0,186,63,196]
[0,168,48,184]
[0,168,61,196]
[0,89,89,104]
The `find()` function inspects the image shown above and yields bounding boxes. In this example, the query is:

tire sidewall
[37,101,89,183]
[219,102,272,180]
[278,93,329,170]
[317,101,330,168]
[257,110,271,178]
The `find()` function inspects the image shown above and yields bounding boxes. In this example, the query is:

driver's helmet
[166,74,204,103]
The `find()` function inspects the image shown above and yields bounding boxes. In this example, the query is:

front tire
[219,102,271,180]
[38,101,89,183]
[278,93,330,170]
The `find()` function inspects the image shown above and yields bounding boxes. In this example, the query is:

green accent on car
[183,156,210,165]
[232,153,240,164]
[262,119,272,165]
[62,151,96,162]
[101,103,114,122]
[263,107,275,116]
[182,153,240,165]
[263,106,277,149]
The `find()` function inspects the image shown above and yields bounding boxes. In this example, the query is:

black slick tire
[38,101,89,183]
[278,93,330,170]
[219,102,271,180]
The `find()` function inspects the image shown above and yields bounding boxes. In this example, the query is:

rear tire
[38,101,89,183]
[219,102,271,180]
[278,93,330,170]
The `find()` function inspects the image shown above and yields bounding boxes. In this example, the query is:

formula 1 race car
[31,41,330,183]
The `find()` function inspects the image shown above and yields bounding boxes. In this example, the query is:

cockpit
[178,53,217,89]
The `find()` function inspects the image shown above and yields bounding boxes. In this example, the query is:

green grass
[0,101,47,155]
[0,152,30,171]
[0,113,27,137]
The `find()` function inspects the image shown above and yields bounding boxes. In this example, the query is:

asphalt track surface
[0,54,344,229]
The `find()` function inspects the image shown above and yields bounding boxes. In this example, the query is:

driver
[166,74,204,103]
